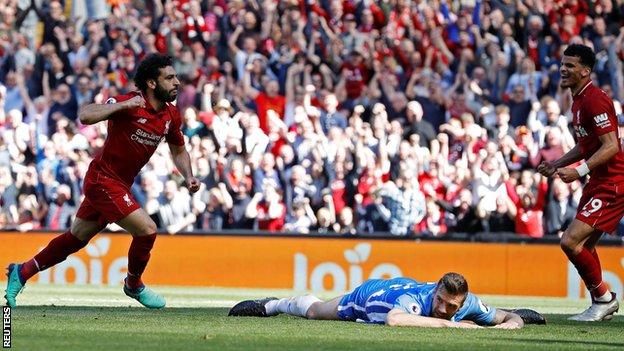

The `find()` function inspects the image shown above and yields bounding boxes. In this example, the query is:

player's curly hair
[134,54,174,92]
[438,272,469,296]
[563,44,596,71]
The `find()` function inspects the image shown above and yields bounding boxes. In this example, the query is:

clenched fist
[556,167,580,183]
[123,95,146,109]
[185,177,201,193]
[537,161,556,177]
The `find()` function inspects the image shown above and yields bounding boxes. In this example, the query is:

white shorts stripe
[338,302,366,312]
[366,301,394,309]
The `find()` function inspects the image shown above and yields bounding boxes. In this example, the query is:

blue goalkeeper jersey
[337,277,497,325]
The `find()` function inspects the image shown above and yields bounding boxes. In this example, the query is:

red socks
[17,231,158,291]
[19,231,88,282]
[126,234,157,289]
[566,247,608,299]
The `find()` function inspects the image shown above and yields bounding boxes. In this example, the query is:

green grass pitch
[5,284,624,350]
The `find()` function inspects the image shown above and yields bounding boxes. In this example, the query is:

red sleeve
[504,180,521,207]
[166,106,185,146]
[310,4,329,20]
[585,92,617,136]
[370,4,386,27]
[105,93,135,120]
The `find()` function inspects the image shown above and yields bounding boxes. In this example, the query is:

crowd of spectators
[1,0,624,237]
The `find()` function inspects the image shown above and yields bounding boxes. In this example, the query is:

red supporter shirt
[257,202,286,231]
[331,179,348,215]
[419,172,446,199]
[87,92,185,186]
[514,181,548,238]
[341,62,369,99]
[357,176,375,207]
[571,81,624,184]
[255,92,286,134]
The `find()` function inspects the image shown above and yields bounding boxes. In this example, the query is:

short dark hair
[438,272,469,296]
[134,54,174,91]
[563,44,596,71]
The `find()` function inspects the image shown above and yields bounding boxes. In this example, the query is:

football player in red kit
[538,44,621,321]
[5,54,200,309]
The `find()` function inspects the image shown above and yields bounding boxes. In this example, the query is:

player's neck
[144,91,166,111]
[571,78,592,96]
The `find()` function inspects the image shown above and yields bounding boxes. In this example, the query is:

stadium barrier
[2,231,624,298]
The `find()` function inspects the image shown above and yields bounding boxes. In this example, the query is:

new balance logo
[137,118,147,124]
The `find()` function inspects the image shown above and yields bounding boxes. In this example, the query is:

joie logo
[293,243,403,293]
[2,307,10,349]
[37,237,127,286]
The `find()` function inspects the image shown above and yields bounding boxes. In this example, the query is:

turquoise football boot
[123,278,166,309]
[4,264,25,308]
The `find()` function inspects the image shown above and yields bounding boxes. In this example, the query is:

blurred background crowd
[1,0,624,237]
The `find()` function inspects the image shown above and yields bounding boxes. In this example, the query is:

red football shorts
[76,171,141,225]
[576,181,624,234]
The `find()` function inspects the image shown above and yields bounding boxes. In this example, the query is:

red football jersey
[571,81,624,183]
[87,92,185,186]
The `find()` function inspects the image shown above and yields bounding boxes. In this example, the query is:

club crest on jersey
[164,120,171,135]
[123,194,133,207]
[593,113,611,129]
[574,125,588,138]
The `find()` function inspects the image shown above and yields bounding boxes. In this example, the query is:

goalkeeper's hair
[438,272,469,296]
[134,54,174,92]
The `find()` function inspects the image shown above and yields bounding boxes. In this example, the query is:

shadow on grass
[13,305,228,315]
[497,338,624,348]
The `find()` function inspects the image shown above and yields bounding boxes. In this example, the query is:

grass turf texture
[6,284,624,351]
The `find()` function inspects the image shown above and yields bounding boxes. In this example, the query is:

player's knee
[72,230,94,242]
[71,223,98,242]
[136,222,158,236]
[305,303,320,319]
[560,234,581,255]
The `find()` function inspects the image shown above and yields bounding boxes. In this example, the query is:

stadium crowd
[0,0,624,237]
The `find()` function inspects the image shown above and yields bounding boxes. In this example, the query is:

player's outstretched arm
[386,309,483,329]
[490,309,524,329]
[78,95,145,125]
[169,144,200,193]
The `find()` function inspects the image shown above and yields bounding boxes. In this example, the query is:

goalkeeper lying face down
[229,272,546,329]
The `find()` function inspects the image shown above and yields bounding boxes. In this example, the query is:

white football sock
[265,295,321,317]
[594,288,612,302]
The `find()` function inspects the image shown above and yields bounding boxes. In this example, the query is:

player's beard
[154,84,177,102]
